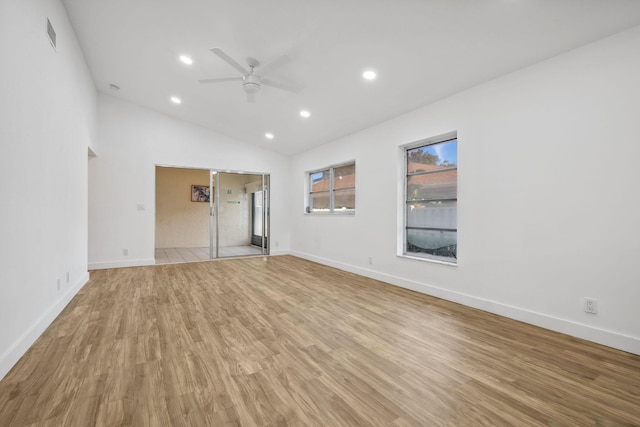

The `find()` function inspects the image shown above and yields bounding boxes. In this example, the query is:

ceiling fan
[199,48,299,103]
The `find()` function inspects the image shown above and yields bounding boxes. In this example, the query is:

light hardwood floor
[1,255,639,426]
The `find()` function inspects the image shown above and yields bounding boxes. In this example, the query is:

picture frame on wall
[191,185,211,202]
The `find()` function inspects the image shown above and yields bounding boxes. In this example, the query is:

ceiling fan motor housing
[243,74,261,94]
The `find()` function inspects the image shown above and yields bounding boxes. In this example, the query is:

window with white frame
[404,136,457,262]
[307,162,355,213]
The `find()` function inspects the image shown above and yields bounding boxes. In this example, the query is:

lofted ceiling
[61,0,640,155]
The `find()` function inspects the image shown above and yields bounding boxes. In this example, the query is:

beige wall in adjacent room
[155,167,210,248]
[156,168,263,249]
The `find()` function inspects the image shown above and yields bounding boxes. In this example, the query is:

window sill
[398,253,457,266]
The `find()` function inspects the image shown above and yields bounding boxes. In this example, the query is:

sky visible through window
[311,172,324,184]
[409,139,457,168]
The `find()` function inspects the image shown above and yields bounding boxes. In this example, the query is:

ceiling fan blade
[210,48,248,74]
[198,77,242,84]
[247,93,256,103]
[262,78,301,94]
[258,54,291,76]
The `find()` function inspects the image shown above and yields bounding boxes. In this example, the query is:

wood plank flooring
[1,255,639,426]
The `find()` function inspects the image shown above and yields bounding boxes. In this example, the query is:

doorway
[155,166,269,264]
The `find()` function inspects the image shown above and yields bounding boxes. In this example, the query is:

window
[405,136,457,262]
[308,162,355,213]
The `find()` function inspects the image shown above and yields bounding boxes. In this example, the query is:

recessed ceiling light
[265,132,274,140]
[299,110,311,118]
[109,83,120,91]
[170,96,182,104]
[179,55,193,65]
[363,70,377,80]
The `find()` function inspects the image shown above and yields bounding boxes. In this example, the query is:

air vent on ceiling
[46,18,56,50]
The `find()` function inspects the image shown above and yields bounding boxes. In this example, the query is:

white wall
[289,26,640,355]
[0,0,96,379]
[89,94,290,269]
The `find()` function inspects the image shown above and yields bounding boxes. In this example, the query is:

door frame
[154,164,270,262]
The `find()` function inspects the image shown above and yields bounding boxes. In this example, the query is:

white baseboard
[290,250,640,356]
[88,258,155,270]
[0,272,91,381]
[88,253,297,270]
[269,249,290,256]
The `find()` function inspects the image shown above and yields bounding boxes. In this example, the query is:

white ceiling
[61,0,640,155]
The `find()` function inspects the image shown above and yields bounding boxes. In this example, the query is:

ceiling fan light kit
[243,74,261,93]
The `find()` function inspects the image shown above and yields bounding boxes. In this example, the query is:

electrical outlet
[584,298,597,314]
[66,271,70,284]
[123,248,128,256]
[57,278,60,291]
[368,257,373,265]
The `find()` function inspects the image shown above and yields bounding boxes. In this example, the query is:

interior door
[251,190,266,248]
[155,167,268,263]
[214,172,269,258]
[209,170,217,260]
[253,175,269,255]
